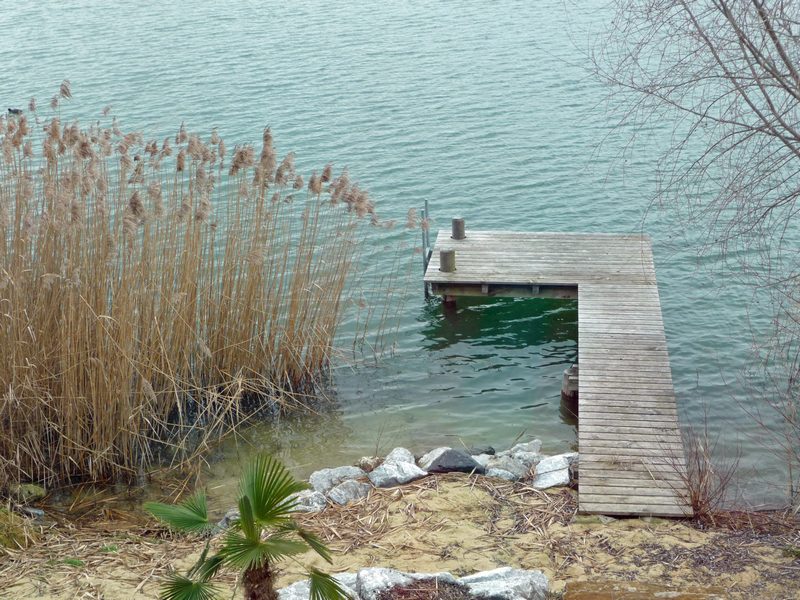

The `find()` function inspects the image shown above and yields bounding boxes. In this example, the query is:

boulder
[486,455,529,479]
[486,467,520,481]
[356,568,457,600]
[418,447,485,474]
[368,461,427,488]
[309,466,365,494]
[384,447,416,465]
[458,567,549,600]
[327,480,371,505]
[290,489,327,512]
[532,455,570,490]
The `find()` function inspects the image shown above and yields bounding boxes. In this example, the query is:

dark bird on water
[7,108,22,115]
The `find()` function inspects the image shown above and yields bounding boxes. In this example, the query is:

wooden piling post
[451,217,465,240]
[561,363,579,414]
[439,249,456,273]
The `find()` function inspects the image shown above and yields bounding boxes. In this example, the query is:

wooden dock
[423,228,692,517]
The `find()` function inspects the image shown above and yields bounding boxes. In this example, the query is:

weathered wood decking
[423,230,692,517]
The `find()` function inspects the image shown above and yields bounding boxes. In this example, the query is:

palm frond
[145,493,212,534]
[308,569,353,600]
[279,522,332,564]
[158,572,220,600]
[237,495,260,542]
[239,454,307,525]
[218,530,308,571]
[190,553,224,583]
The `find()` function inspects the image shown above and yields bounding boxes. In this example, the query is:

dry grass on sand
[2,473,799,599]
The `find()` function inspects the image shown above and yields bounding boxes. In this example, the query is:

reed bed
[0,83,384,490]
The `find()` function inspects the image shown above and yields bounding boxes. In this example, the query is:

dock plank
[423,229,691,518]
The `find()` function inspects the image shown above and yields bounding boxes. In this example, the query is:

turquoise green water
[2,0,786,504]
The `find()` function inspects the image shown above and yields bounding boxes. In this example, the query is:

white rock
[327,480,371,505]
[368,461,427,488]
[486,467,520,481]
[535,455,570,473]
[472,453,492,468]
[560,451,579,466]
[458,567,549,600]
[356,568,457,600]
[510,440,542,455]
[486,455,529,478]
[278,573,358,600]
[513,451,543,469]
[309,466,366,494]
[289,489,327,512]
[384,447,416,465]
[532,455,571,489]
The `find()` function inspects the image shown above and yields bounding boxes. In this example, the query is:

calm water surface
[1,0,785,504]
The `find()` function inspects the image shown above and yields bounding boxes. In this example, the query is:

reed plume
[0,88,381,491]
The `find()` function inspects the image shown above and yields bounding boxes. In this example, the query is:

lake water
[2,0,788,505]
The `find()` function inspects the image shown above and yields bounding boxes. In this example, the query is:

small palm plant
[145,454,350,600]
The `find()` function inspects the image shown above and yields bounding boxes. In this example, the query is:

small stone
[357,456,383,472]
[418,447,484,474]
[486,455,529,478]
[570,514,605,525]
[15,506,45,520]
[458,567,549,600]
[309,466,366,494]
[216,508,240,529]
[290,489,327,512]
[384,447,416,465]
[486,468,519,481]
[599,515,617,524]
[10,484,46,504]
[327,480,371,505]
[368,461,427,488]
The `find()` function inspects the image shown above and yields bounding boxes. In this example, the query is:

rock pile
[219,438,577,523]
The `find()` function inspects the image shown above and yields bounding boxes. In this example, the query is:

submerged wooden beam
[423,228,692,518]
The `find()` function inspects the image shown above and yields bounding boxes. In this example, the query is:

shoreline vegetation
[0,82,401,493]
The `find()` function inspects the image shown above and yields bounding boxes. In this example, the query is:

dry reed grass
[0,83,384,492]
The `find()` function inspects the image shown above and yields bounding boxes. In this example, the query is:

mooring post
[451,217,465,240]
[439,249,456,273]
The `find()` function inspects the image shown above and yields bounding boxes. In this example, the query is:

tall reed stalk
[0,85,380,489]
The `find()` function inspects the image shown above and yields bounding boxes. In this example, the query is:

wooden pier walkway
[423,228,692,517]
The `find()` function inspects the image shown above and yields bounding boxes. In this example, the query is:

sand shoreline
[2,473,799,599]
